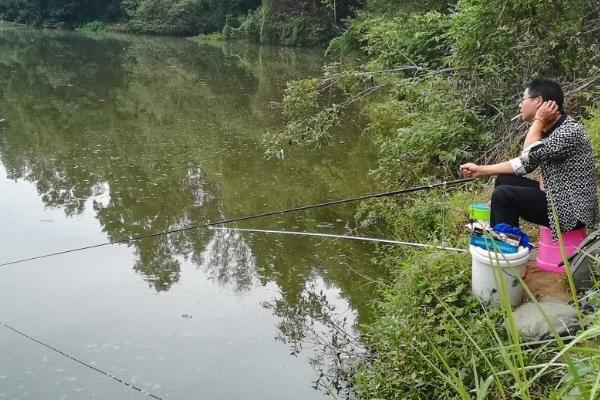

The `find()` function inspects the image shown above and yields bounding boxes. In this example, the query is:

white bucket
[470,245,530,306]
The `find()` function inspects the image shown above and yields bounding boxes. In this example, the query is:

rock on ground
[512,297,579,341]
[512,251,580,341]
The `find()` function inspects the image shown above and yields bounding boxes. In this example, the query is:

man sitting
[460,78,597,238]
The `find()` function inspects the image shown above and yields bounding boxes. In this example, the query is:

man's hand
[523,100,560,149]
[534,101,560,129]
[460,163,485,178]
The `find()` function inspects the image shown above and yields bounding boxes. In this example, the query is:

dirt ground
[522,249,572,302]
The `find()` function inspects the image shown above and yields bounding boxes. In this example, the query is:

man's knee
[495,175,513,187]
[492,185,513,205]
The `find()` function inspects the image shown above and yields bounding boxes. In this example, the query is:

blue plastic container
[469,235,518,254]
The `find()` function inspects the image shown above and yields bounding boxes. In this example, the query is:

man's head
[520,78,564,122]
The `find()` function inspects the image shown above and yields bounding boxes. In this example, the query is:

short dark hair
[525,78,565,111]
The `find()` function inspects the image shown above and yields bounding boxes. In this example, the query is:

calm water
[0,25,380,400]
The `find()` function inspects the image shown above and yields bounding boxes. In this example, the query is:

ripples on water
[0,25,380,400]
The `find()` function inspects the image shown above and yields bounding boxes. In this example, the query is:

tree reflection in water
[0,26,384,394]
[197,229,257,292]
[265,276,367,396]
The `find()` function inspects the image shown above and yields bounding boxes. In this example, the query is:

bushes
[361,12,451,70]
[227,10,319,46]
[267,57,490,182]
[135,0,355,43]
[262,78,341,158]
[326,11,450,65]
[449,0,600,104]
[125,0,356,41]
[356,189,479,246]
[366,0,453,14]
[367,77,491,185]
[223,8,263,42]
[224,0,365,47]
[266,76,491,186]
[228,4,338,47]
[238,8,263,42]
[269,17,312,47]
[584,100,600,167]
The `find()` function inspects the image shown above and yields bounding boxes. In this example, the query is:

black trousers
[490,175,550,228]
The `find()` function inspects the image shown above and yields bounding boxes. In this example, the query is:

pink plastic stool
[536,226,586,273]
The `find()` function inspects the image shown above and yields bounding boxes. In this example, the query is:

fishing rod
[0,178,474,267]
[0,320,163,399]
[210,227,468,253]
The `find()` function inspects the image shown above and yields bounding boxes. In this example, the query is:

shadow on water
[0,25,384,397]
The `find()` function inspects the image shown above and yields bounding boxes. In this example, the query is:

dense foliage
[449,0,600,105]
[0,0,123,27]
[585,96,600,167]
[223,0,364,47]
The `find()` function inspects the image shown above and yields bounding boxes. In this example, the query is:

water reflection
[266,275,365,394]
[0,25,382,398]
[198,229,257,292]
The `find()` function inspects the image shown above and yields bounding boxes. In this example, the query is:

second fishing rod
[0,178,474,267]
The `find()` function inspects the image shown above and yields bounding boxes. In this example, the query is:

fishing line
[0,320,163,399]
[0,178,474,267]
[210,227,468,253]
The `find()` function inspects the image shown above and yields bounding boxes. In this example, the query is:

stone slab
[512,298,579,341]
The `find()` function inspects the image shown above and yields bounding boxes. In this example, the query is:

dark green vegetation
[0,0,363,46]
[264,0,600,398]
[223,0,364,47]
[124,0,261,36]
[125,0,364,41]
[0,0,123,27]
[0,0,259,34]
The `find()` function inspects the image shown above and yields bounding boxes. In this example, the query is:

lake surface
[0,25,380,400]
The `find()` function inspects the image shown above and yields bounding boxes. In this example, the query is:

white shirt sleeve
[510,141,544,176]
[509,157,526,176]
[521,141,543,163]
